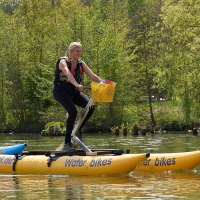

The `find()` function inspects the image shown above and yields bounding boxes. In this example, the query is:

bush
[41,121,65,136]
[130,124,139,135]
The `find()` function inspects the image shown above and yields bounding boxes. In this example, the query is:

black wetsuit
[53,57,95,144]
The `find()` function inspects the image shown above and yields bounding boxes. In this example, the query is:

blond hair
[66,42,82,57]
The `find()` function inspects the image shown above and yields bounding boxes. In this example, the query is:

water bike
[0,101,149,175]
[0,83,149,176]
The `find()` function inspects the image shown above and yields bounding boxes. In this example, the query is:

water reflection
[0,172,200,199]
[0,172,200,200]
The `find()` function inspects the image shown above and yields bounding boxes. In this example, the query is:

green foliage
[127,0,164,126]
[131,123,139,135]
[41,121,65,136]
[156,0,200,124]
[0,0,199,133]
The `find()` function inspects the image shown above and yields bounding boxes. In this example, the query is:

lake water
[0,132,199,199]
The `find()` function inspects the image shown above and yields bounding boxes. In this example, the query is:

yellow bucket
[91,82,116,102]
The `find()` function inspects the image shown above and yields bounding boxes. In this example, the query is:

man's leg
[53,90,77,145]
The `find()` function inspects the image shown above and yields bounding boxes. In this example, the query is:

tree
[128,0,163,127]
[159,0,200,124]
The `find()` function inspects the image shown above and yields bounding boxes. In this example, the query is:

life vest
[54,57,83,88]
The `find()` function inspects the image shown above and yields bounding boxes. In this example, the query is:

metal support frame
[71,98,97,155]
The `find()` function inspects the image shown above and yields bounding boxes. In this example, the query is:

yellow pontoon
[0,152,149,176]
[136,151,200,171]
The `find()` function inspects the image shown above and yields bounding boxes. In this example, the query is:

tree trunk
[143,26,156,127]
[146,65,156,127]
